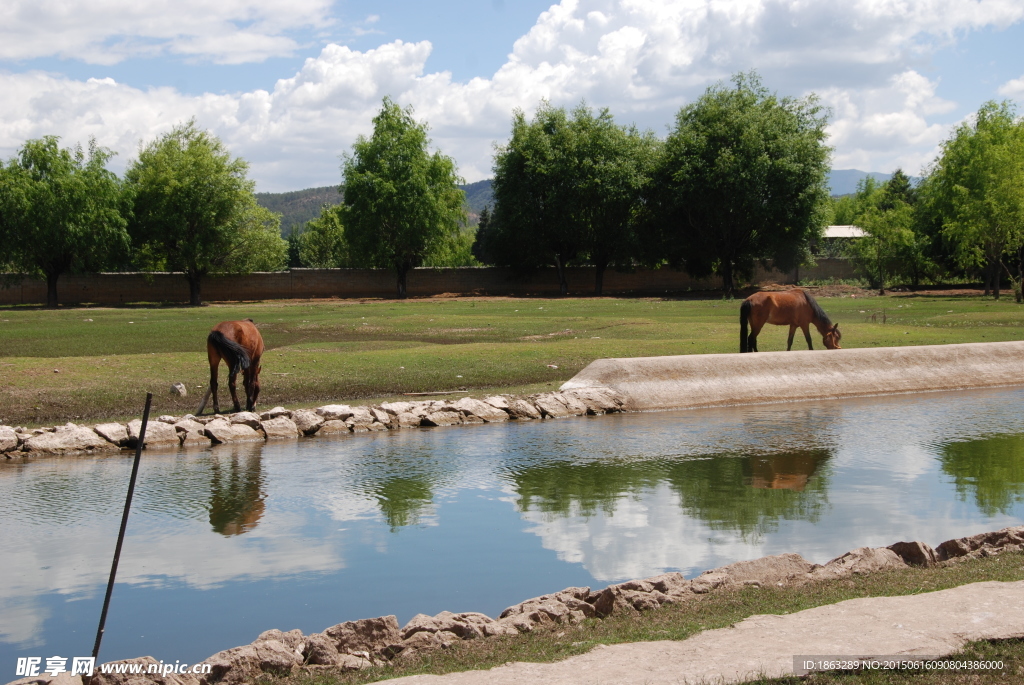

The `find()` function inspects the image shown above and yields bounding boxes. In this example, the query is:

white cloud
[0,0,336,64]
[997,75,1024,99]
[2,0,1024,189]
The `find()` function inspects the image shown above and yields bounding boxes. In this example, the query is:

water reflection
[510,449,832,541]
[939,435,1024,516]
[208,449,265,536]
[374,476,435,530]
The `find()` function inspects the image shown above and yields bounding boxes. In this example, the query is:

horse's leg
[244,356,261,411]
[787,325,797,351]
[228,369,242,413]
[802,324,814,350]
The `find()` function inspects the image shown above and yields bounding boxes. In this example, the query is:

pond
[3,387,1024,669]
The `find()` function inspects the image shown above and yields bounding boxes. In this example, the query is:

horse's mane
[803,291,832,327]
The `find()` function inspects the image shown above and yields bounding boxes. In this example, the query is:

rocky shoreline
[0,387,626,458]
[7,525,1024,685]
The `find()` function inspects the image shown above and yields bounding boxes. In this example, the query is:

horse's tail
[739,299,751,353]
[208,330,251,375]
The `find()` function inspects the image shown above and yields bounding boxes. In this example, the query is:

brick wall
[0,260,859,305]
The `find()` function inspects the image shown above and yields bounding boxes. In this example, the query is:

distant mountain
[827,169,895,197]
[256,180,495,234]
[255,186,342,235]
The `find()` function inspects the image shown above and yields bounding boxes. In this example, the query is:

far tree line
[2,72,1023,306]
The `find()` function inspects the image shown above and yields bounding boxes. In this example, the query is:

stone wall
[0,260,858,305]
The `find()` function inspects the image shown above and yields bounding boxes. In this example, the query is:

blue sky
[2,0,1024,192]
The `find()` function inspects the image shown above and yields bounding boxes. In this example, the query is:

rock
[395,412,423,428]
[127,419,180,448]
[422,410,463,427]
[256,628,304,651]
[370,407,391,425]
[157,415,179,424]
[230,412,262,428]
[170,382,188,397]
[318,420,351,435]
[323,615,401,658]
[707,553,816,588]
[380,401,415,415]
[205,638,304,684]
[809,547,906,581]
[501,587,597,626]
[888,540,938,567]
[644,572,692,599]
[563,387,625,414]
[204,419,263,444]
[346,406,376,428]
[180,430,210,447]
[400,611,496,641]
[302,633,340,666]
[316,405,354,421]
[291,410,324,436]
[935,525,1024,561]
[553,392,588,416]
[532,394,572,418]
[0,425,18,452]
[261,417,299,439]
[396,630,443,660]
[259,407,291,420]
[173,418,206,434]
[481,396,510,410]
[23,425,118,454]
[452,397,509,422]
[507,399,542,420]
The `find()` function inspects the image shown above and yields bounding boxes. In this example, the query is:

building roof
[824,225,865,238]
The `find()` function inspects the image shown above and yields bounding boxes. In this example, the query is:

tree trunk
[992,261,1001,300]
[396,265,409,299]
[721,260,734,296]
[186,273,203,306]
[554,255,568,296]
[594,261,606,296]
[45,271,59,309]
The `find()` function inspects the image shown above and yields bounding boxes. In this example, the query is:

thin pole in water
[92,392,153,662]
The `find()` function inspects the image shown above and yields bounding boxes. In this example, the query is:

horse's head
[823,323,841,349]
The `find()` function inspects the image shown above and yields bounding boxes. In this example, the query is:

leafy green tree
[575,109,661,295]
[491,102,657,295]
[491,103,582,295]
[125,120,285,305]
[929,101,1024,300]
[655,72,832,295]
[470,205,495,264]
[298,205,349,268]
[0,137,128,307]
[341,98,465,298]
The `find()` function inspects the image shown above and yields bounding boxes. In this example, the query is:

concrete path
[388,580,1024,685]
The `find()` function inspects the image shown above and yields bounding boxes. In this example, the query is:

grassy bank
[3,291,1024,426]
[255,551,1024,685]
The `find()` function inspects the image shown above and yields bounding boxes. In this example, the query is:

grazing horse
[196,319,264,414]
[740,289,841,353]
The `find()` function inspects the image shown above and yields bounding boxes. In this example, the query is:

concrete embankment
[561,341,1024,411]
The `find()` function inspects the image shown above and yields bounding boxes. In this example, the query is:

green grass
[256,551,1024,685]
[3,292,1024,426]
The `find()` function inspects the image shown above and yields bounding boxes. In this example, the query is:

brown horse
[196,319,265,414]
[740,289,841,353]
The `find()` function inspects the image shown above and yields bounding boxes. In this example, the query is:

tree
[847,176,918,293]
[576,112,660,295]
[929,101,1024,300]
[125,120,285,306]
[0,137,128,307]
[491,103,582,295]
[491,102,656,295]
[298,205,349,268]
[341,98,465,298]
[655,72,832,295]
